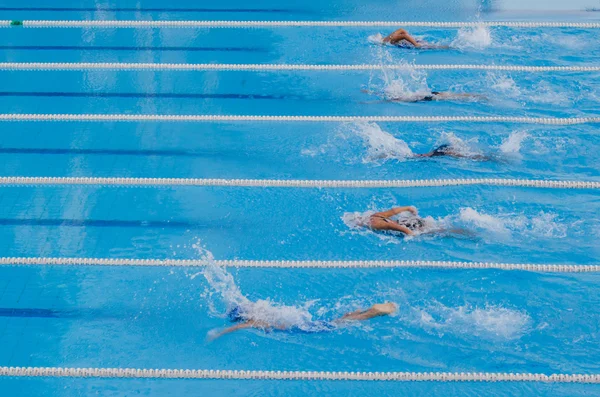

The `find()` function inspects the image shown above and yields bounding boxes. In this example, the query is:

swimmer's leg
[336,303,397,322]
[435,92,488,101]
[415,150,438,158]
[447,228,478,237]
[423,227,478,240]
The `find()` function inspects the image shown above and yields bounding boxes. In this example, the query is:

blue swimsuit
[227,306,337,334]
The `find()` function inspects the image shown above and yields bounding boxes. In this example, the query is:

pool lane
[0,185,596,263]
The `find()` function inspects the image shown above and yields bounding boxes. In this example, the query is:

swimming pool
[0,0,599,395]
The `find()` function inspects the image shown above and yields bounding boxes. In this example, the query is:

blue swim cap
[227,306,244,323]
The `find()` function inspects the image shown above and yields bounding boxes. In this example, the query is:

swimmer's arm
[438,92,487,101]
[383,29,420,47]
[415,151,435,158]
[382,32,395,43]
[385,222,414,236]
[372,206,418,218]
[212,321,256,339]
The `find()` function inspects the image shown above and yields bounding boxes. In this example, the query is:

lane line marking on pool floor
[4,20,600,28]
[1,366,599,382]
[1,62,599,72]
[0,176,598,189]
[1,114,600,124]
[2,257,599,272]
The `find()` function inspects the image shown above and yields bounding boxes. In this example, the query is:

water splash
[417,303,531,341]
[459,208,510,236]
[367,33,385,45]
[487,73,522,98]
[436,131,483,158]
[342,210,374,227]
[365,60,431,101]
[541,32,586,50]
[486,73,572,106]
[530,211,568,238]
[455,208,570,239]
[346,122,413,163]
[196,244,318,333]
[451,24,492,50]
[528,81,571,105]
[500,130,529,154]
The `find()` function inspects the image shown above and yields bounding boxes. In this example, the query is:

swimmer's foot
[371,302,397,315]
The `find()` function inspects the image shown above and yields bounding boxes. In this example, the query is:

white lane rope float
[1,114,600,124]
[1,62,599,72]
[0,366,598,382]
[4,20,600,28]
[0,176,598,189]
[2,257,599,273]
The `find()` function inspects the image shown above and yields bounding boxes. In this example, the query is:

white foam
[341,210,374,230]
[346,122,413,163]
[459,207,510,235]
[367,33,385,45]
[500,130,529,154]
[530,211,568,239]
[454,208,570,240]
[437,131,483,158]
[542,33,586,50]
[451,24,492,50]
[528,81,570,105]
[417,303,531,341]
[449,306,531,340]
[487,73,521,98]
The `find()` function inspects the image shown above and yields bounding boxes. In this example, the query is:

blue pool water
[1,0,600,395]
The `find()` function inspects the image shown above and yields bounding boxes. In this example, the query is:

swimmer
[212,302,397,339]
[368,206,422,236]
[366,206,475,237]
[382,28,449,49]
[414,143,491,161]
[360,89,486,103]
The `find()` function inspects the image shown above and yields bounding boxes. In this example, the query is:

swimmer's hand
[406,206,418,216]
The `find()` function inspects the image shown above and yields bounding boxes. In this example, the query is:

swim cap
[227,306,244,323]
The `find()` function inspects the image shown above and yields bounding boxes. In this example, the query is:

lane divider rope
[1,257,598,272]
[3,20,600,28]
[1,62,599,72]
[0,366,598,382]
[0,176,598,189]
[0,114,599,124]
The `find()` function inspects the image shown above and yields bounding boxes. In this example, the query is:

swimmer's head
[400,217,425,230]
[227,306,244,323]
